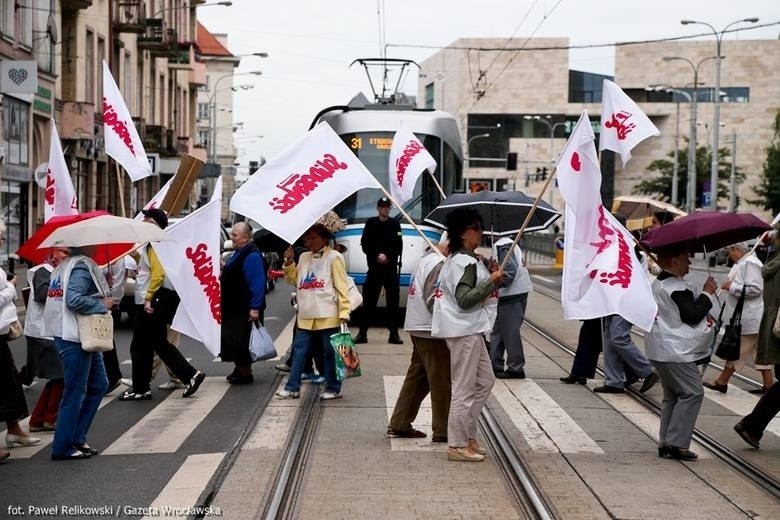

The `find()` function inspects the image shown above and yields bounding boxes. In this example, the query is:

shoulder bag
[715,287,745,361]
[67,259,114,353]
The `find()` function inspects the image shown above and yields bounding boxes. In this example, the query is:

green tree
[750,111,780,213]
[633,139,744,210]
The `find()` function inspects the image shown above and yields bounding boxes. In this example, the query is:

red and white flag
[230,122,381,244]
[599,79,660,167]
[388,123,437,205]
[153,177,223,355]
[44,121,78,222]
[102,60,152,182]
[557,111,657,331]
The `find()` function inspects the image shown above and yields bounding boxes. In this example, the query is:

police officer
[355,197,404,344]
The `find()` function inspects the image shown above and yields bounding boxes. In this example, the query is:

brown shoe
[447,446,484,462]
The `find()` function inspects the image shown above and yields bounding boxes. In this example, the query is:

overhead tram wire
[478,0,543,84]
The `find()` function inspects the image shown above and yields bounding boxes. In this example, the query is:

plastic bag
[249,322,276,362]
[330,323,361,381]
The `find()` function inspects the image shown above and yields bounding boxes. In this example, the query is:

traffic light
[506,152,517,171]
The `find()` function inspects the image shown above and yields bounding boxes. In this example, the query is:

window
[197,102,209,120]
[3,97,30,165]
[34,1,55,73]
[97,36,105,105]
[424,82,434,109]
[1,2,13,35]
[85,29,94,104]
[568,70,612,103]
[124,52,132,109]
[197,129,209,147]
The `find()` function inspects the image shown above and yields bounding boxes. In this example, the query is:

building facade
[419,37,780,218]
[0,0,207,265]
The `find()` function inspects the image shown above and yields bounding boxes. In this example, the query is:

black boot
[388,330,403,345]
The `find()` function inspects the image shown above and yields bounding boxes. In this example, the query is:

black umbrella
[423,190,561,236]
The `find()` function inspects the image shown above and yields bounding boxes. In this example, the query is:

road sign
[147,153,160,175]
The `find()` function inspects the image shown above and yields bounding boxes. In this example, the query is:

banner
[153,177,223,355]
[44,121,78,222]
[102,60,153,182]
[388,123,436,205]
[230,122,381,244]
[600,79,660,167]
[0,60,37,95]
[557,111,657,331]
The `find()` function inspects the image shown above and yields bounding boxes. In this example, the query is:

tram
[308,61,464,304]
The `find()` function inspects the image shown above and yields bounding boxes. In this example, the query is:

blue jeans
[52,338,109,456]
[285,328,341,394]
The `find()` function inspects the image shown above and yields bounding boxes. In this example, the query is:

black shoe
[703,381,728,393]
[748,387,770,395]
[183,371,206,397]
[496,370,525,379]
[593,385,624,394]
[665,446,698,460]
[560,375,587,385]
[354,333,368,344]
[19,365,34,386]
[118,390,152,401]
[734,422,760,449]
[432,435,448,443]
[639,372,659,393]
[625,375,640,386]
[51,451,91,461]
[226,369,239,382]
[228,374,254,385]
[74,444,99,456]
[388,335,404,345]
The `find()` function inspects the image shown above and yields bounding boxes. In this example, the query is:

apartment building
[0,0,208,262]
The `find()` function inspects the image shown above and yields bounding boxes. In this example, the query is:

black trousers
[739,380,780,439]
[129,305,196,393]
[360,265,400,333]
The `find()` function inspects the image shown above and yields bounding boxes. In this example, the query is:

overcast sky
[197,0,779,169]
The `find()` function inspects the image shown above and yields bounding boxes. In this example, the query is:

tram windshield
[335,131,462,224]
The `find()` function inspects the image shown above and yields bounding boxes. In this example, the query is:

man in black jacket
[355,197,403,344]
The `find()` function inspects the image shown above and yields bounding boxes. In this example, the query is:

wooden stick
[115,162,127,218]
[378,187,443,257]
[428,171,446,199]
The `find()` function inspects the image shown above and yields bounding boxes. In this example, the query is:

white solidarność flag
[599,79,660,167]
[102,60,153,182]
[44,121,78,222]
[153,177,223,355]
[388,123,437,205]
[230,122,381,244]
[557,111,657,332]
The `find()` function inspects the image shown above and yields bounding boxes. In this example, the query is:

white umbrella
[38,215,171,248]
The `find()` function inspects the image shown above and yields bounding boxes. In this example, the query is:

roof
[196,22,232,57]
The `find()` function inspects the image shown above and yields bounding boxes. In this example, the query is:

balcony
[60,101,95,140]
[144,124,166,153]
[168,42,193,67]
[132,117,145,141]
[113,1,146,34]
[137,19,176,57]
[61,0,92,11]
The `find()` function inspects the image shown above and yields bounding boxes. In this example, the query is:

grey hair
[729,241,749,252]
[233,221,252,239]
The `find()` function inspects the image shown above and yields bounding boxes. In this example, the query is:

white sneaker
[320,391,342,400]
[158,380,187,390]
[275,389,300,399]
[120,378,133,387]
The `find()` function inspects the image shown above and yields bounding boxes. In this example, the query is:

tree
[633,139,744,210]
[750,110,780,214]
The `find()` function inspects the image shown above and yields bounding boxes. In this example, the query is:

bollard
[553,236,564,270]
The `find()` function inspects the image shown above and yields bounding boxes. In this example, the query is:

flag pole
[498,166,559,271]
[114,161,127,218]
[378,186,443,257]
[428,171,446,199]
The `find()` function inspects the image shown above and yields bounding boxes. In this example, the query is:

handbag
[715,287,745,361]
[346,276,363,311]
[330,322,361,381]
[249,321,276,362]
[77,313,114,352]
[0,294,21,340]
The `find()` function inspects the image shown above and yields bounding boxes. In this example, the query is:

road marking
[491,381,557,452]
[104,378,228,455]
[596,384,710,458]
[499,379,604,453]
[702,386,780,437]
[531,274,557,285]
[383,376,445,452]
[271,318,296,360]
[141,452,225,520]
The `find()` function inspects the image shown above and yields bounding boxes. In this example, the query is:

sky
[197,0,779,172]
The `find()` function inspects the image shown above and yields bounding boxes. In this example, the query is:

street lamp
[208,72,262,163]
[663,55,717,212]
[466,133,490,167]
[681,17,759,210]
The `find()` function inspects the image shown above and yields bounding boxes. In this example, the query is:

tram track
[526,286,780,500]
